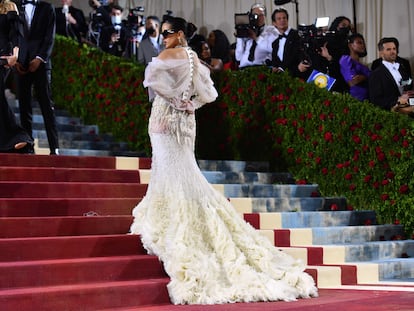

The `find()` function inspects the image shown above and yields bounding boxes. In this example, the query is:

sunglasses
[161,29,176,37]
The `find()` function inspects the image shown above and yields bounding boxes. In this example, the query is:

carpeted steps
[9,96,138,156]
[0,198,138,217]
[0,152,413,310]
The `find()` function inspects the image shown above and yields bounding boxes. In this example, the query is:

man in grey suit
[137,15,162,66]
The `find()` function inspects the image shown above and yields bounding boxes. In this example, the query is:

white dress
[130,47,318,305]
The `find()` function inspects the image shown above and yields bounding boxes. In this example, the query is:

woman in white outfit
[130,16,318,305]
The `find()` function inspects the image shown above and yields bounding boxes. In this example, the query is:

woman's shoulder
[157,47,191,61]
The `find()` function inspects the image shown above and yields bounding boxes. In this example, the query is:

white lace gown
[130,47,318,305]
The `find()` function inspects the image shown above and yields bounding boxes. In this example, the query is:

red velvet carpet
[1,154,413,311]
[103,288,414,311]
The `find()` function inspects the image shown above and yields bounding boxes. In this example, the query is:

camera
[127,6,145,29]
[90,11,106,32]
[297,17,340,60]
[162,10,174,23]
[234,12,260,38]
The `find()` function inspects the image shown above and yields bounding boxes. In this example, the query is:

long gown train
[130,47,318,304]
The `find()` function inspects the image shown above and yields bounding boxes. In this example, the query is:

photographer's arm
[235,37,247,62]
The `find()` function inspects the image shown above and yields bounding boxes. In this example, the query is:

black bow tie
[22,0,38,5]
[278,33,287,39]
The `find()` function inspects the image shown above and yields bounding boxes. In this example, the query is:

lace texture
[130,48,318,304]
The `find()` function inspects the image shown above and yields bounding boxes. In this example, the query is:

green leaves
[52,39,414,236]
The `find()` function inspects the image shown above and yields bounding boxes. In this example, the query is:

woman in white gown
[130,16,318,305]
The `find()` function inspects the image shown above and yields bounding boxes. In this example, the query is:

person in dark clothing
[369,37,414,114]
[14,0,59,155]
[0,0,33,153]
[55,0,88,43]
[270,8,304,77]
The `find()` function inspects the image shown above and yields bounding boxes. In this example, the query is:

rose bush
[52,36,414,236]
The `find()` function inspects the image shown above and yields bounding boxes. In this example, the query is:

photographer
[235,3,277,69]
[123,7,146,60]
[87,0,112,46]
[55,0,88,43]
[99,4,127,57]
[297,17,351,93]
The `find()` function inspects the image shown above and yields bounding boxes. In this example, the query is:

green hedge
[52,36,414,237]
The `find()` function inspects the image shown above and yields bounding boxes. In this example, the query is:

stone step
[254,211,377,229]
[197,159,270,172]
[253,226,406,248]
[310,225,406,245]
[372,258,414,280]
[212,183,319,198]
[202,171,295,184]
[318,241,413,263]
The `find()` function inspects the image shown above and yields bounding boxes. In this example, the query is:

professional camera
[162,10,174,23]
[127,6,145,29]
[90,11,106,32]
[297,17,341,61]
[234,12,261,38]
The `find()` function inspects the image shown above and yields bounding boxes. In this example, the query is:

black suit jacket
[55,5,87,42]
[271,29,302,76]
[369,64,402,110]
[17,1,56,70]
[371,56,412,91]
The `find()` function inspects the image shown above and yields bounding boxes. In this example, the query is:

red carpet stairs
[0,154,413,310]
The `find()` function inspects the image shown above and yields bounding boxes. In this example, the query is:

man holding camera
[235,3,277,69]
[99,4,127,57]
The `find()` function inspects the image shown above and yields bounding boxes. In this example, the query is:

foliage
[52,36,151,154]
[52,36,414,236]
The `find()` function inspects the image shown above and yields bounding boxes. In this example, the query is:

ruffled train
[130,133,318,304]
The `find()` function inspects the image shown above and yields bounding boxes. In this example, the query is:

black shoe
[19,143,34,154]
[50,148,59,155]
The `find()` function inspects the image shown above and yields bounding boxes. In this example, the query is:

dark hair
[146,15,160,25]
[271,8,289,22]
[192,40,207,58]
[111,4,123,13]
[348,33,365,44]
[329,16,351,31]
[163,16,188,38]
[209,29,230,63]
[377,37,400,53]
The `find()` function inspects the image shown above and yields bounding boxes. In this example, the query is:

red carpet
[102,289,414,311]
[0,153,413,311]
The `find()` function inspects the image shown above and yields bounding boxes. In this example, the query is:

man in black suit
[270,8,305,77]
[369,37,413,113]
[15,0,59,154]
[371,37,412,90]
[99,4,127,57]
[55,0,88,43]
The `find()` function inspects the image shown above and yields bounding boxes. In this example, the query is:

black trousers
[16,63,59,152]
[0,67,33,152]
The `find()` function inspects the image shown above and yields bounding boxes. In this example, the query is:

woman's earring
[178,37,183,46]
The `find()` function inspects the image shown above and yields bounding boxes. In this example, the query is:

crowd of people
[77,1,413,115]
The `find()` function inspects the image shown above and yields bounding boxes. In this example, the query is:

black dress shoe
[17,143,34,154]
[50,148,59,155]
